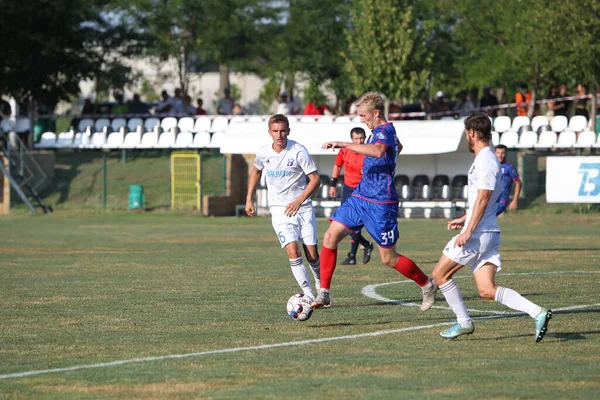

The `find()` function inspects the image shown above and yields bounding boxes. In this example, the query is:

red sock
[393,255,429,286]
[319,246,337,290]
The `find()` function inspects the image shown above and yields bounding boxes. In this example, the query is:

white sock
[289,257,314,299]
[440,280,472,327]
[309,257,321,290]
[495,286,542,318]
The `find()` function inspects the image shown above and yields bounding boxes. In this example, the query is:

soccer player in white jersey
[245,114,322,300]
[432,112,552,342]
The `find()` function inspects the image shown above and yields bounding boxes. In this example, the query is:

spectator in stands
[574,84,590,120]
[276,91,299,115]
[233,103,245,116]
[431,91,450,119]
[328,127,374,266]
[0,98,16,147]
[480,86,499,117]
[420,94,433,120]
[515,83,532,117]
[494,144,521,214]
[156,90,172,114]
[345,96,358,115]
[129,94,150,115]
[195,98,207,115]
[544,85,558,118]
[454,90,475,117]
[111,91,129,115]
[217,87,234,115]
[174,94,196,116]
[548,83,570,118]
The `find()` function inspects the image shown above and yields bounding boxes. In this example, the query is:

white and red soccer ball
[286,293,313,321]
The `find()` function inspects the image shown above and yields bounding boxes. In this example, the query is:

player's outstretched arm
[245,167,262,217]
[322,141,387,158]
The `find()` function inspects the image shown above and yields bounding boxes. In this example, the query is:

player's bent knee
[478,286,496,300]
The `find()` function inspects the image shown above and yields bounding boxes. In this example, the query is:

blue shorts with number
[331,195,399,248]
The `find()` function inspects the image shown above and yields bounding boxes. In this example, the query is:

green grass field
[1,211,599,399]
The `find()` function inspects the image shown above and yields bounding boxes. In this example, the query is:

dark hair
[268,114,290,130]
[495,144,508,151]
[350,127,366,138]
[464,112,492,142]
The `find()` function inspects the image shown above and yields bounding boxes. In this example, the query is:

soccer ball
[286,293,313,321]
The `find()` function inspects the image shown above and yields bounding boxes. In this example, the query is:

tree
[344,0,433,101]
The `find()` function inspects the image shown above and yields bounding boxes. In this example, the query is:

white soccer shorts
[443,231,502,273]
[271,207,318,248]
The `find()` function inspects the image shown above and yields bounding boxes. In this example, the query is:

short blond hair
[356,92,384,114]
[268,114,290,130]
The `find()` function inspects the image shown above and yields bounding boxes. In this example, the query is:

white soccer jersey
[254,139,318,209]
[463,146,503,233]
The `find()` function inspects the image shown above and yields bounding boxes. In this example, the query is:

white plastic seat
[88,132,107,148]
[334,116,351,124]
[515,131,538,148]
[553,131,576,148]
[317,116,334,123]
[173,131,194,148]
[120,131,141,149]
[94,118,111,132]
[440,116,455,121]
[574,130,597,148]
[143,117,160,131]
[127,118,144,132]
[103,131,124,149]
[531,116,549,132]
[72,133,83,148]
[15,118,31,133]
[78,118,94,133]
[499,131,519,148]
[190,131,211,148]
[36,132,56,148]
[193,116,212,132]
[247,116,263,123]
[566,115,587,132]
[160,117,178,132]
[594,134,600,148]
[534,131,557,148]
[491,131,500,146]
[111,118,127,132]
[155,131,176,148]
[300,116,316,123]
[511,116,530,131]
[208,131,224,148]
[177,117,195,132]
[493,116,511,133]
[211,116,229,132]
[138,131,158,148]
[550,115,568,132]
[55,132,75,148]
[230,116,246,123]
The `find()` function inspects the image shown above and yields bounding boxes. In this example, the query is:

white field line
[1,271,598,380]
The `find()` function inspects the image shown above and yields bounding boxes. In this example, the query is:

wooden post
[0,155,10,214]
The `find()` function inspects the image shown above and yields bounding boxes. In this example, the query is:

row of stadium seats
[492,129,600,149]
[491,115,590,134]
[306,174,469,202]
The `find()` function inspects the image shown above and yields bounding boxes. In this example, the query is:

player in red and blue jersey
[311,92,437,310]
[494,145,521,215]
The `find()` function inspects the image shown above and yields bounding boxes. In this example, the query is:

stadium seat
[566,115,588,132]
[247,116,263,123]
[72,132,84,148]
[594,134,600,148]
[451,175,468,200]
[574,130,597,148]
[536,124,552,135]
[155,131,176,148]
[440,116,455,121]
[553,131,576,148]
[103,131,124,149]
[15,118,31,133]
[300,116,316,123]
[138,131,158,148]
[111,118,127,132]
[208,131,224,148]
[531,116,549,132]
[94,118,110,133]
[78,118,94,133]
[127,118,144,132]
[534,131,557,149]
[432,174,451,200]
[352,116,361,123]
[88,131,107,149]
[335,116,351,124]
[317,116,334,123]
[230,116,246,123]
[550,115,568,132]
[143,117,160,132]
[511,116,530,131]
[493,116,511,133]
[160,117,178,132]
[177,117,195,132]
[173,131,194,148]
[193,116,212,132]
[211,116,229,132]
[286,116,299,123]
[120,131,141,149]
[334,174,344,200]
[411,174,430,200]
[515,130,538,148]
[55,131,75,148]
[499,131,519,148]
[36,132,56,148]
[311,175,330,200]
[394,175,411,200]
[190,131,211,148]
[491,131,500,146]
